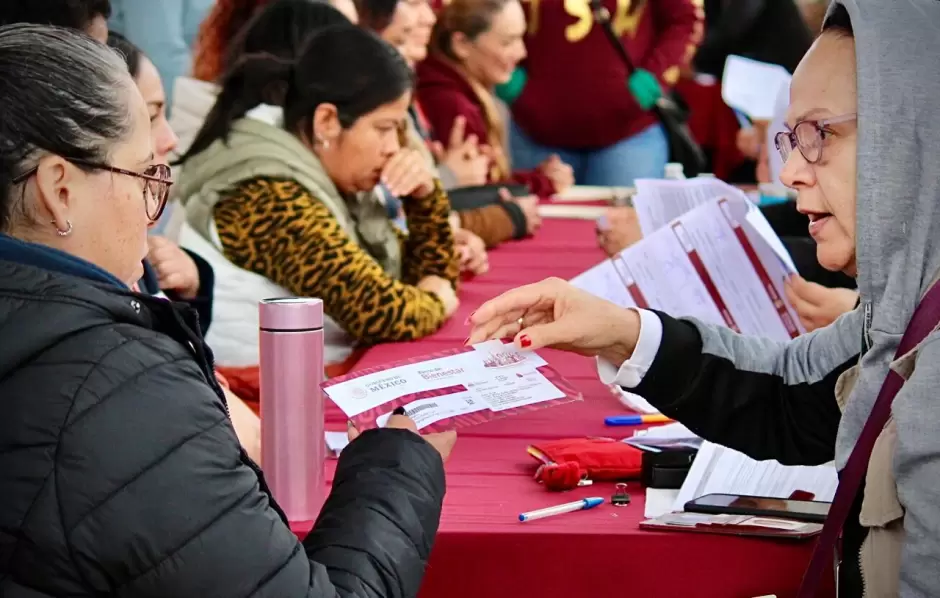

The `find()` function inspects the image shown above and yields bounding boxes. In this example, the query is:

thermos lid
[259,297,324,331]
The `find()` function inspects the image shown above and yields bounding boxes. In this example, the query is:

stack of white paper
[571,184,801,341]
[673,441,838,512]
[570,178,803,415]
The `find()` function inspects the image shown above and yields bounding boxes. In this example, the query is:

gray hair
[0,24,136,231]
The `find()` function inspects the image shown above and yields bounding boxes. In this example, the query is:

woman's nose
[779,146,814,189]
[156,122,179,163]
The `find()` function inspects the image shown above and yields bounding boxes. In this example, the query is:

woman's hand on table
[500,188,542,235]
[784,275,859,332]
[539,154,575,193]
[418,274,460,317]
[383,147,436,198]
[455,227,489,275]
[347,414,457,463]
[467,277,641,366]
[597,206,643,256]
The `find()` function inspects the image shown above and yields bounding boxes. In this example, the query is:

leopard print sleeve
[399,180,460,286]
[213,176,448,344]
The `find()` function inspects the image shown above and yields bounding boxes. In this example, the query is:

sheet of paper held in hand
[322,340,582,432]
[570,178,802,413]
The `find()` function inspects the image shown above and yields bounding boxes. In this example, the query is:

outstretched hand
[466,277,641,366]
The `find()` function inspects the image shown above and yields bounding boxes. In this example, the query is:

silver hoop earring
[53,220,73,237]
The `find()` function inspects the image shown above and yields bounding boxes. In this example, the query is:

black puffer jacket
[0,249,446,597]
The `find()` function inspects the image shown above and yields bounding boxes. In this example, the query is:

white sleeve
[596,309,663,388]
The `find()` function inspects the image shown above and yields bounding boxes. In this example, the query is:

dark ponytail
[181,0,350,162]
[280,25,413,139]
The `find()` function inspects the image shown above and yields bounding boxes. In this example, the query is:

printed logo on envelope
[481,350,527,368]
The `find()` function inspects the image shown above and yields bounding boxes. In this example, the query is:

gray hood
[833,0,940,466]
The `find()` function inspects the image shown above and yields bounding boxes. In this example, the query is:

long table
[305,218,832,598]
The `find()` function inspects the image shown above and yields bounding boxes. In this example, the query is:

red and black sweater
[513,0,701,149]
[415,53,556,197]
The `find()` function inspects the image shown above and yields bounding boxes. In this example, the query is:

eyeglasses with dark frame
[774,113,857,165]
[12,158,174,223]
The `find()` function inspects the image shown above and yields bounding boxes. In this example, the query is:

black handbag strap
[589,0,637,72]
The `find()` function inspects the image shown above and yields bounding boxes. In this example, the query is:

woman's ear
[451,32,473,62]
[312,103,342,146]
[32,155,77,232]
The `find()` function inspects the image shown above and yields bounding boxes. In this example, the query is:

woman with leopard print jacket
[177,7,460,383]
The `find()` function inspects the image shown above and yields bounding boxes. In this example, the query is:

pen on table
[604,414,673,426]
[519,497,604,522]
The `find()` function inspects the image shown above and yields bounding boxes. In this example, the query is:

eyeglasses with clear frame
[12,158,174,223]
[774,113,857,165]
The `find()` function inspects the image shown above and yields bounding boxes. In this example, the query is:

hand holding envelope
[347,414,458,463]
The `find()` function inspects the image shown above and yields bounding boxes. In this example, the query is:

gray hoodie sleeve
[892,334,940,595]
[633,308,862,466]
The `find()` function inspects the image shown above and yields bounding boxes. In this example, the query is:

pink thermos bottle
[259,297,326,523]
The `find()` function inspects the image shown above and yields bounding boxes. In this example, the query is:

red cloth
[307,217,831,598]
[513,0,701,149]
[531,436,644,481]
[415,54,556,197]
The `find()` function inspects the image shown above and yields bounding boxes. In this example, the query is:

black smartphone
[684,493,830,524]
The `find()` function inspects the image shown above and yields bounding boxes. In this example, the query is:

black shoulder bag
[589,0,707,177]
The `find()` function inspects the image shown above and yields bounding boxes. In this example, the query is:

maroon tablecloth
[306,217,832,598]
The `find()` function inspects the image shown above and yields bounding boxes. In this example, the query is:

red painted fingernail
[519,335,532,348]
[463,337,470,345]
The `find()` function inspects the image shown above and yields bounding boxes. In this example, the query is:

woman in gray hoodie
[467,1,940,595]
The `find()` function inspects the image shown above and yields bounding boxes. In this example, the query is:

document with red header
[572,194,802,341]
[322,340,582,432]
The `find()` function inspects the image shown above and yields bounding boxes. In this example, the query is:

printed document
[323,340,580,432]
[571,180,802,414]
[632,177,796,273]
[572,195,802,341]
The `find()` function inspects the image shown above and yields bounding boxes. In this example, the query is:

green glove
[495,66,528,105]
[627,69,663,111]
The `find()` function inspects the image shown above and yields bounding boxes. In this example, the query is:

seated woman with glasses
[176,10,460,384]
[0,24,452,596]
[469,3,940,593]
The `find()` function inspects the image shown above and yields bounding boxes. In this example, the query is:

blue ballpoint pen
[605,414,673,426]
[519,497,605,522]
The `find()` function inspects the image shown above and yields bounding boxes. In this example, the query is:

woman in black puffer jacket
[0,24,452,598]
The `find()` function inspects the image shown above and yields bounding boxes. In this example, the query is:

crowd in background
[4,0,938,596]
